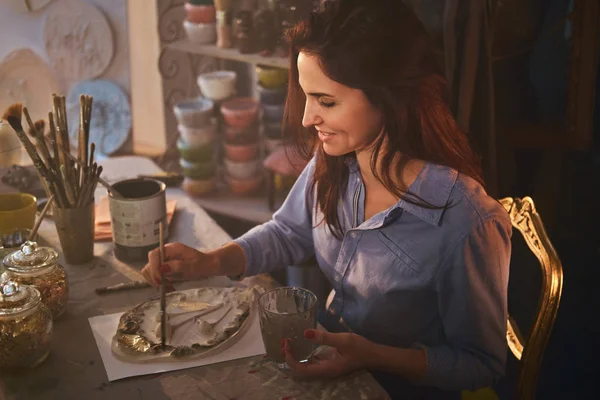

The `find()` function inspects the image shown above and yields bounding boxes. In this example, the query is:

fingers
[142,244,187,287]
[283,339,343,378]
[304,329,343,348]
[142,248,161,287]
[163,242,183,260]
[141,266,156,288]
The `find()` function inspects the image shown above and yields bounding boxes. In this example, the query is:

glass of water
[257,287,318,368]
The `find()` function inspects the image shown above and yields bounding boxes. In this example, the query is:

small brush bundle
[2,94,102,208]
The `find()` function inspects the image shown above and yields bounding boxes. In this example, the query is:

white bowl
[183,20,217,45]
[197,70,237,101]
[224,158,261,180]
[178,122,217,147]
[173,97,214,127]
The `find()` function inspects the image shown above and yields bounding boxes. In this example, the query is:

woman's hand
[283,329,375,378]
[141,242,218,288]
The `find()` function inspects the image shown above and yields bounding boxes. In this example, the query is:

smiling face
[297,52,384,157]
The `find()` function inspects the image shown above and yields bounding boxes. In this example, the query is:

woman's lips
[317,130,335,142]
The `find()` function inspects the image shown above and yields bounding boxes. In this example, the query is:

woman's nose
[302,101,322,128]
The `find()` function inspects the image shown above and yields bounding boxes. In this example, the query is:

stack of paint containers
[256,65,287,155]
[182,1,217,45]
[220,96,262,195]
[173,96,218,197]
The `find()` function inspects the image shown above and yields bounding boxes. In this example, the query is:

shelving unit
[167,38,290,224]
[167,39,290,69]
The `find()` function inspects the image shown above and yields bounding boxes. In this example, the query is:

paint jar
[108,178,167,263]
[2,241,68,319]
[0,278,53,371]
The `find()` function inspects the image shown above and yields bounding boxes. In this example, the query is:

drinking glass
[257,287,318,368]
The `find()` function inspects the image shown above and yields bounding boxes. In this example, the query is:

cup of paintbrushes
[53,200,95,265]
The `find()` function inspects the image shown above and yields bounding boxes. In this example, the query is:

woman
[142,0,512,398]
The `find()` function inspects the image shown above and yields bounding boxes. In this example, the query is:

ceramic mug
[0,193,37,232]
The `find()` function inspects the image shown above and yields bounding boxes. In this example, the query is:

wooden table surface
[0,157,390,400]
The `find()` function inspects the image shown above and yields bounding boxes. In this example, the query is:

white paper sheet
[89,310,266,381]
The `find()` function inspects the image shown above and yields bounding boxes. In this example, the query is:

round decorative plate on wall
[43,0,114,82]
[22,0,54,11]
[0,48,63,123]
[66,79,131,156]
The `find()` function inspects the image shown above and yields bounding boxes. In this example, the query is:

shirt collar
[346,157,458,227]
[396,163,458,226]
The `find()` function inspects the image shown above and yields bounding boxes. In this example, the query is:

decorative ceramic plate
[66,79,131,156]
[43,0,114,81]
[16,0,54,12]
[0,48,63,124]
[111,286,263,364]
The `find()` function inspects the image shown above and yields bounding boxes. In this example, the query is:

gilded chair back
[499,197,564,400]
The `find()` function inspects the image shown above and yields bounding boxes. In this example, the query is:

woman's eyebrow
[307,91,334,98]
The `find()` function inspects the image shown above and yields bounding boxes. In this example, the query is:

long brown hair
[284,0,483,238]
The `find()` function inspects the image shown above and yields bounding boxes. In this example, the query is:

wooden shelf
[191,192,278,225]
[166,40,289,69]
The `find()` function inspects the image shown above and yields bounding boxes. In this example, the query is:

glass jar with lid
[0,277,53,370]
[2,241,69,318]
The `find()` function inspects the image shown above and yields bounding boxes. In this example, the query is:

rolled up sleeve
[415,216,512,391]
[233,157,316,277]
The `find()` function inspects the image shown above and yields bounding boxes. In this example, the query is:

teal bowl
[177,138,214,162]
[179,158,216,180]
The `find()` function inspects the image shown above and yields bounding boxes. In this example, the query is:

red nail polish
[160,264,171,273]
[304,329,315,339]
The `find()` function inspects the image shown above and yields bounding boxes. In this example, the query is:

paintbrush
[50,140,122,198]
[159,221,167,349]
[47,112,60,172]
[25,119,68,207]
[27,195,55,242]
[2,103,50,179]
[95,281,151,295]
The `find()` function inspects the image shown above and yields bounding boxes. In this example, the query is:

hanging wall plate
[66,79,131,156]
[0,48,63,123]
[5,0,53,12]
[43,0,114,82]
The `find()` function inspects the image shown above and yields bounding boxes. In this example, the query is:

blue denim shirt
[235,156,512,391]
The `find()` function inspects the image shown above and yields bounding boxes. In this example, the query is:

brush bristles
[34,120,45,135]
[2,103,23,122]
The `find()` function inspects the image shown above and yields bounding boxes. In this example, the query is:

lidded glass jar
[0,277,53,370]
[2,241,69,318]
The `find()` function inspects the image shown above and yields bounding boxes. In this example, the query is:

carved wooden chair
[498,196,564,399]
[463,197,563,400]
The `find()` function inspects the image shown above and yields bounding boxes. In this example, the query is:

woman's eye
[319,100,335,108]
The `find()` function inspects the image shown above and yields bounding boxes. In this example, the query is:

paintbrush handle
[28,195,55,241]
[159,221,167,348]
[23,107,52,166]
[49,137,120,198]
[10,122,50,179]
[95,281,151,295]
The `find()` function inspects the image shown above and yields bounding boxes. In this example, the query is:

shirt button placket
[335,230,361,315]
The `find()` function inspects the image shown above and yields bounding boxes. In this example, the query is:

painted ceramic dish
[44,0,114,81]
[66,80,131,156]
[111,286,263,363]
[0,49,62,128]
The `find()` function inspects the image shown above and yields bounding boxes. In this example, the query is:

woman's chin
[322,143,348,157]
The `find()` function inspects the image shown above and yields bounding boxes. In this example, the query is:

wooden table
[0,157,390,400]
